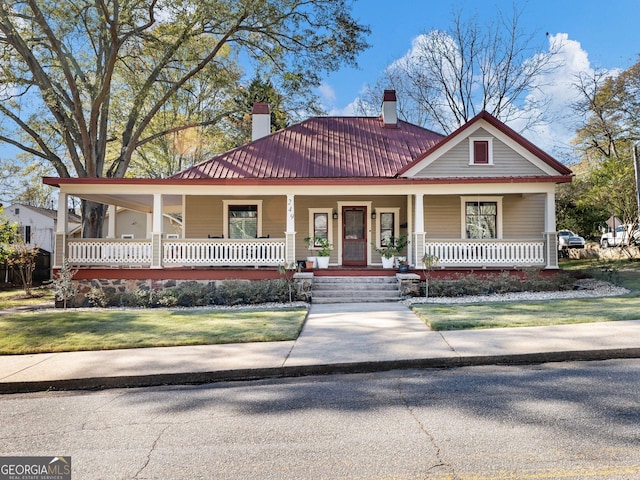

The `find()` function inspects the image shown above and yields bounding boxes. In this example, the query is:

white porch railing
[67,239,153,266]
[67,238,287,267]
[424,239,546,267]
[163,238,286,266]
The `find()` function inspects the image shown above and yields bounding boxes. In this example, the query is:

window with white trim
[461,197,503,239]
[308,208,333,248]
[469,137,493,165]
[223,200,263,239]
[375,208,400,248]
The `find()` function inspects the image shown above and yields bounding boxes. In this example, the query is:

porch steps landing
[311,275,400,304]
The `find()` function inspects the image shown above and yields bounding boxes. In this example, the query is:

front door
[342,207,367,266]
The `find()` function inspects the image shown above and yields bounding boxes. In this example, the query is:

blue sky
[318,0,639,160]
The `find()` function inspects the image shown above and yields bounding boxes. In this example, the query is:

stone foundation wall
[73,278,204,307]
[72,276,312,307]
[566,244,640,260]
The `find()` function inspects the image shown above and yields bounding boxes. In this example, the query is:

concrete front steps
[311,275,401,304]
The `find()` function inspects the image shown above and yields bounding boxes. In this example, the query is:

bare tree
[358,6,561,134]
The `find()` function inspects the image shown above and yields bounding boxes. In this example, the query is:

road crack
[133,424,171,479]
[397,378,460,479]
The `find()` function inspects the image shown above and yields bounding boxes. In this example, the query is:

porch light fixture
[332,211,338,220]
[371,211,377,220]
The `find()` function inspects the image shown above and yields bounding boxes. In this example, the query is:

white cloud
[318,82,337,105]
[328,100,358,116]
[513,33,601,160]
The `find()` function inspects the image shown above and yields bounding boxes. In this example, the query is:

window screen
[379,212,394,247]
[228,204,258,239]
[466,201,497,239]
[313,212,328,245]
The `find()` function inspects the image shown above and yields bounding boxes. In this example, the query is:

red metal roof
[171,116,444,179]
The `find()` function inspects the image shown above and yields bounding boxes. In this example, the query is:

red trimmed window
[473,140,489,164]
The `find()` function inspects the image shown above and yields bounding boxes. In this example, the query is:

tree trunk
[82,200,106,238]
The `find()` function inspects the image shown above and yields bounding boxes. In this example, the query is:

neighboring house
[43,90,572,284]
[2,204,82,281]
[68,207,182,240]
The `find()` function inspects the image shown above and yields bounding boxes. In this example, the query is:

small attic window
[469,138,493,165]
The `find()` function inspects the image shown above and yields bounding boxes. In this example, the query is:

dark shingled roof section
[171,117,445,179]
[12,203,82,223]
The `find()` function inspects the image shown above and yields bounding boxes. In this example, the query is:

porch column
[406,195,413,266]
[54,192,68,268]
[106,205,116,239]
[544,191,559,269]
[146,213,152,239]
[413,194,425,266]
[151,193,163,269]
[285,194,296,265]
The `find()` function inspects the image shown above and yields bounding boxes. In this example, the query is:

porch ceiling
[71,193,183,213]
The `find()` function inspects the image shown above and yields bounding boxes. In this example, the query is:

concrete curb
[2,347,639,395]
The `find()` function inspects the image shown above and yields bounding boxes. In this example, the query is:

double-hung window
[308,208,332,247]
[461,197,503,239]
[375,208,400,248]
[223,200,263,239]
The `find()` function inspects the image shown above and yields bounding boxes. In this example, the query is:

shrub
[86,287,107,308]
[79,278,305,308]
[424,270,575,297]
[175,281,215,307]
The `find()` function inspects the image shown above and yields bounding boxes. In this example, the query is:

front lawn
[0,287,55,309]
[0,307,308,355]
[412,296,640,330]
[412,259,640,331]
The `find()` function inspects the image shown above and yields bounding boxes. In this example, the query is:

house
[2,203,81,282]
[43,91,572,290]
[75,207,183,241]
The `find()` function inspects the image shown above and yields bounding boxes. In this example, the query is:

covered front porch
[48,179,560,273]
[63,236,550,270]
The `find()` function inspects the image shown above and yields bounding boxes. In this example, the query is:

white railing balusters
[67,239,152,266]
[424,239,545,266]
[68,237,544,269]
[162,238,286,266]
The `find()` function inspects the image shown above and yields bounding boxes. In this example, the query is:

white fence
[163,239,286,266]
[67,238,286,267]
[424,239,545,267]
[67,239,152,266]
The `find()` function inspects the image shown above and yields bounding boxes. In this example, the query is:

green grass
[413,258,640,331]
[0,287,55,309]
[0,307,307,355]
[413,297,639,330]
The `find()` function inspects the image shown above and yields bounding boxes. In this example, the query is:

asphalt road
[1,359,639,479]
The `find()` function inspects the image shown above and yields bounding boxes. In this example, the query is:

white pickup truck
[600,224,640,248]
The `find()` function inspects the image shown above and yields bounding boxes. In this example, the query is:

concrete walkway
[1,303,639,393]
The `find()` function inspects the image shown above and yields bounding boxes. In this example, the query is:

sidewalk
[1,303,639,393]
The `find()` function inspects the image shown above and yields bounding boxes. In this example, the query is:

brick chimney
[381,90,397,128]
[252,103,271,141]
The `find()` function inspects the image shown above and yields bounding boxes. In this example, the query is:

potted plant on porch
[373,235,409,269]
[304,237,332,269]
